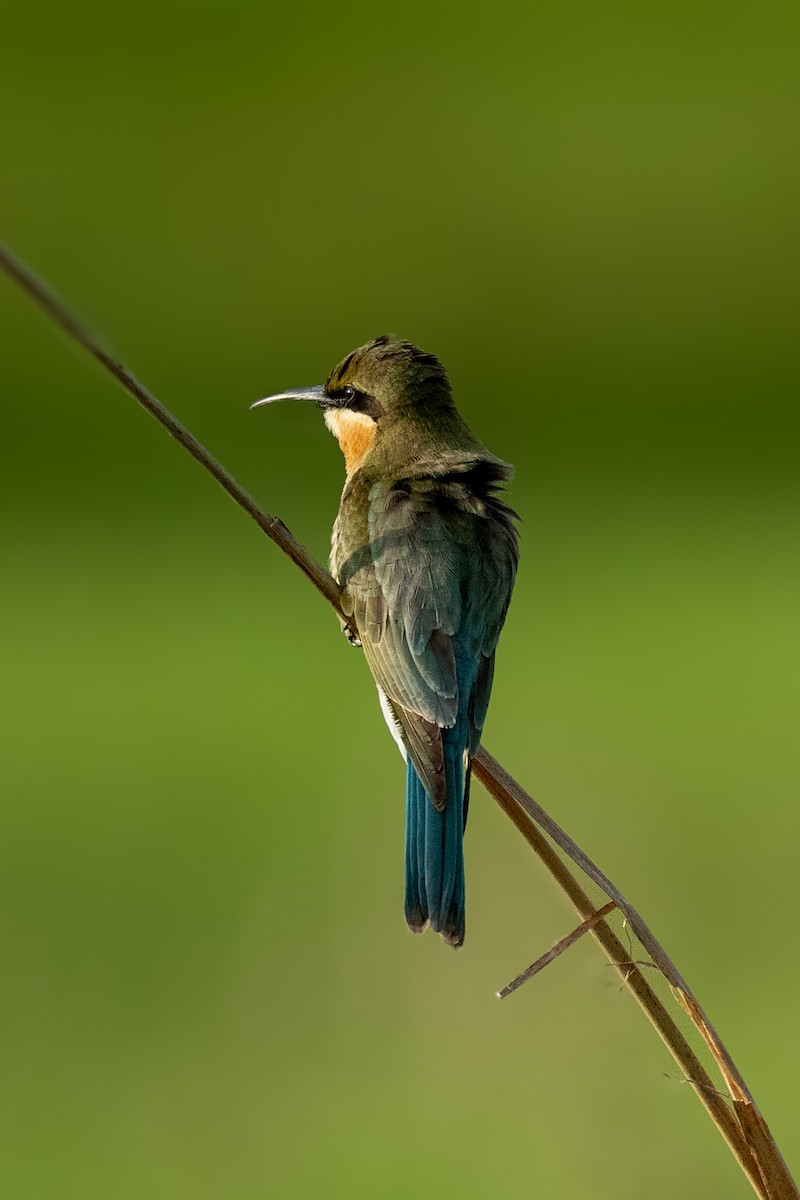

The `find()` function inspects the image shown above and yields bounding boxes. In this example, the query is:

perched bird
[253,337,518,946]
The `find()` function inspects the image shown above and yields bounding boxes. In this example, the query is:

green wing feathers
[336,457,518,805]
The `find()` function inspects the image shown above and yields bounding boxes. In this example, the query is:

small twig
[605,959,659,971]
[498,901,617,998]
[2,241,796,1200]
[666,1073,733,1102]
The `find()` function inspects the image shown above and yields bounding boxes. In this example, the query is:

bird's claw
[343,622,362,647]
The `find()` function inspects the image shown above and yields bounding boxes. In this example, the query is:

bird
[253,336,518,947]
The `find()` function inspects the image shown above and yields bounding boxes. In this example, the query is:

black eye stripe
[325,385,382,420]
[348,391,383,420]
[325,385,358,404]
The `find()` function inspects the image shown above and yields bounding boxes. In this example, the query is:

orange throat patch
[324,409,378,475]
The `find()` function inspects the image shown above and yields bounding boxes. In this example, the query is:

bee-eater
[253,337,518,946]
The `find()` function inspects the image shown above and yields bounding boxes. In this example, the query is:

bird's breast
[329,471,372,584]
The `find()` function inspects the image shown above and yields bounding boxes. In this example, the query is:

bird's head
[253,336,465,476]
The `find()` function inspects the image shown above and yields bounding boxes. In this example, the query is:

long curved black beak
[250,385,327,410]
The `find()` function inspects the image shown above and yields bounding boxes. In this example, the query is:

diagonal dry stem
[0,244,343,619]
[497,900,617,997]
[471,753,796,1200]
[1,240,795,1200]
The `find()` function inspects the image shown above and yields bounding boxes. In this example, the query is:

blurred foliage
[1,2,799,1197]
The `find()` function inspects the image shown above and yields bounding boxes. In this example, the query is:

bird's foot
[342,621,361,647]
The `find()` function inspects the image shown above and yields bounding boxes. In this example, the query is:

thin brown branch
[0,242,344,621]
[471,755,767,1195]
[498,901,617,998]
[1,241,795,1200]
[473,751,798,1200]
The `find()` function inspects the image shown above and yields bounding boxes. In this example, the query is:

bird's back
[332,453,518,945]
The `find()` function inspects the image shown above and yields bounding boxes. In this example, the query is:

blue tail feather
[404,738,466,948]
[404,770,426,932]
[440,746,461,921]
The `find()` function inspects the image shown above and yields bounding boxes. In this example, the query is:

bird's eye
[343,385,356,403]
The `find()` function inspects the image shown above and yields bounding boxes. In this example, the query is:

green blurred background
[2,2,798,1196]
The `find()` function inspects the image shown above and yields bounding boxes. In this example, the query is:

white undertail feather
[377,685,407,761]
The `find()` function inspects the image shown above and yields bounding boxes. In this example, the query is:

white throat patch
[324,407,378,475]
[323,408,376,439]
